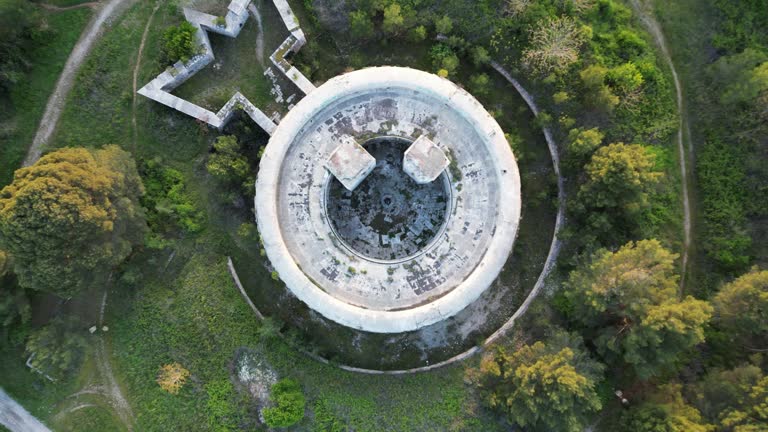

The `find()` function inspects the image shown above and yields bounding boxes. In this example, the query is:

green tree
[713,269,768,349]
[474,333,603,432]
[408,24,427,42]
[0,146,146,297]
[0,0,38,92]
[430,44,460,76]
[606,62,644,93]
[567,127,604,159]
[580,64,620,111]
[25,317,88,380]
[566,240,713,378]
[262,378,305,428]
[162,21,197,63]
[580,143,662,213]
[434,15,453,35]
[382,3,404,35]
[349,10,374,39]
[469,73,491,96]
[719,374,768,431]
[624,384,713,432]
[470,45,491,66]
[207,135,250,186]
[689,363,764,425]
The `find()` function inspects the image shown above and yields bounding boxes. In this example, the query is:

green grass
[0,6,92,187]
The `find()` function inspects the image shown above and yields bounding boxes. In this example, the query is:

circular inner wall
[325,137,450,263]
[255,66,522,333]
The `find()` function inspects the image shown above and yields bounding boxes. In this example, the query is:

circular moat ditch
[324,137,451,263]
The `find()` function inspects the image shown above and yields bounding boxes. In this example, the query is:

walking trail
[629,0,694,291]
[40,2,99,12]
[24,0,137,167]
[132,2,162,150]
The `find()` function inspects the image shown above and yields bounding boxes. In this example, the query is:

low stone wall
[137,0,313,133]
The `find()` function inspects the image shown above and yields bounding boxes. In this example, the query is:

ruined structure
[255,67,521,333]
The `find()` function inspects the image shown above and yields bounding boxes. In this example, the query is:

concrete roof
[324,136,376,191]
[255,67,521,333]
[403,135,450,184]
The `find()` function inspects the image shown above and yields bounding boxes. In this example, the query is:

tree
[0,249,8,277]
[567,127,604,159]
[430,44,460,76]
[349,10,374,39]
[469,73,491,96]
[408,25,427,42]
[207,135,250,187]
[523,16,586,74]
[470,45,491,66]
[606,62,644,93]
[689,363,764,424]
[0,146,146,297]
[434,15,453,35]
[713,269,768,349]
[157,362,191,394]
[473,333,603,432]
[566,240,713,378]
[162,21,197,63]
[0,0,38,93]
[382,3,405,35]
[624,384,713,432]
[580,64,620,111]
[262,378,305,428]
[719,375,768,431]
[25,317,88,380]
[579,143,662,213]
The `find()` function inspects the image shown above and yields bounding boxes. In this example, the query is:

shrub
[262,378,305,428]
[25,317,88,380]
[162,21,197,63]
[157,362,191,395]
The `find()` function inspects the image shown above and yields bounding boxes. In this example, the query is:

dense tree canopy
[713,269,768,349]
[0,0,39,93]
[689,363,766,429]
[0,146,146,297]
[580,143,662,212]
[624,384,713,432]
[566,240,713,378]
[474,333,603,432]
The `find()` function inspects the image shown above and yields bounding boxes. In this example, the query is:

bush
[140,158,205,239]
[162,21,197,64]
[25,317,88,380]
[262,378,305,428]
[157,362,191,395]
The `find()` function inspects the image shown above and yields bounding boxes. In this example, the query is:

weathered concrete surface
[0,389,51,432]
[255,67,521,333]
[324,136,375,191]
[403,135,450,184]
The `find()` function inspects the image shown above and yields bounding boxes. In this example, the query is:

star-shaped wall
[137,0,314,135]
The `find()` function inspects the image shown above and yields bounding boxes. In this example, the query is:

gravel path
[629,0,694,291]
[24,0,137,166]
[0,389,51,432]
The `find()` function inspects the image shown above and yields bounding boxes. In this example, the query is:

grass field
[0,6,93,187]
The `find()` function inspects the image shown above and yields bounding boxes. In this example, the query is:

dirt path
[0,389,52,432]
[40,2,99,12]
[132,2,161,150]
[95,290,134,430]
[24,0,137,167]
[629,0,693,291]
[248,3,266,66]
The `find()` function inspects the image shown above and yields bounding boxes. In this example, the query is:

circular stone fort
[255,66,521,333]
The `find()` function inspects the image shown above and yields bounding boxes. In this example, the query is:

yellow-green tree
[566,240,713,378]
[713,269,768,349]
[580,143,662,212]
[624,384,713,432]
[0,146,146,297]
[474,333,603,432]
